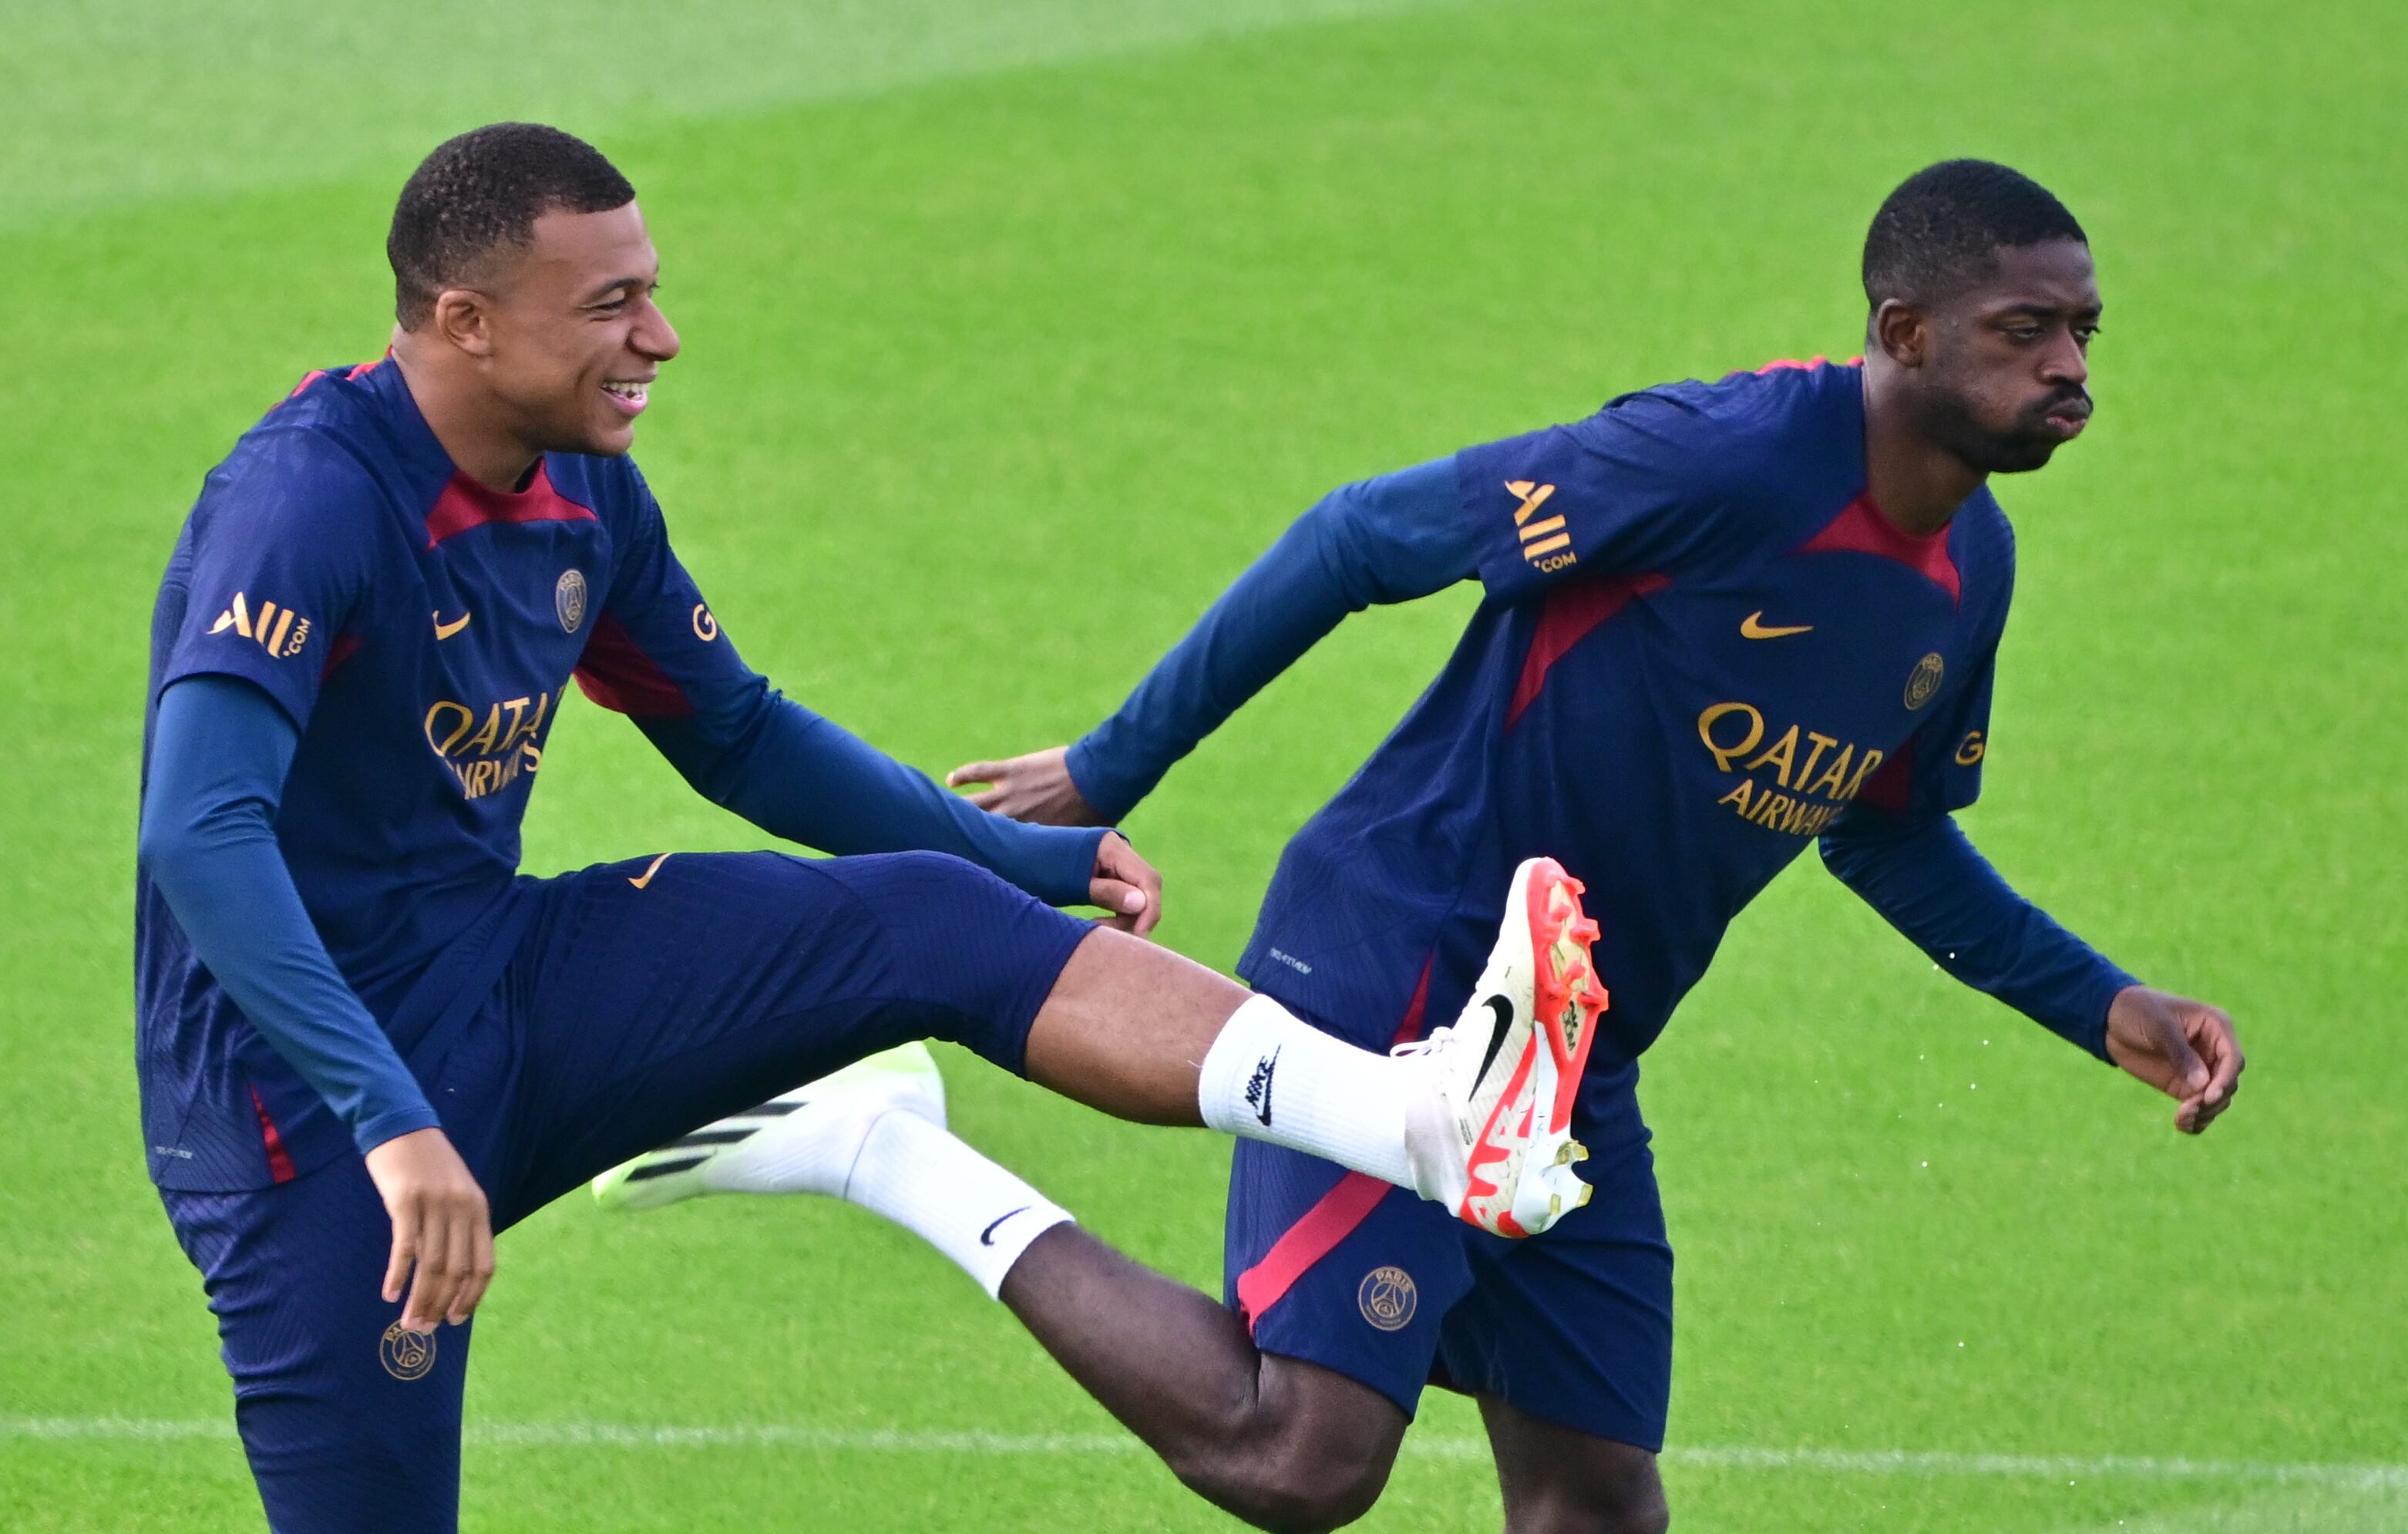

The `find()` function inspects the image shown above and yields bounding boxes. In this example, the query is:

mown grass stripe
[8,1416,2404,1489]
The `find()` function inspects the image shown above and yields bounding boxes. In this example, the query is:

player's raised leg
[590,853,1603,1236]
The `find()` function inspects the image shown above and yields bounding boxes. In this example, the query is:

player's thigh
[1479,1394,1667,1534]
[1224,1139,1477,1427]
[1434,1132,1674,1493]
[496,849,1088,1219]
[160,1156,472,1533]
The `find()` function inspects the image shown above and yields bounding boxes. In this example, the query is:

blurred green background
[3,1,2402,1528]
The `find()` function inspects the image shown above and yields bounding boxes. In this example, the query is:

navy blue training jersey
[1238,359,2012,1088]
[138,359,766,1189]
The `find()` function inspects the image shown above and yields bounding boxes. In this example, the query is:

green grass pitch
[4,2,2404,1529]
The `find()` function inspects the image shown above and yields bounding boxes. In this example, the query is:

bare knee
[1607,1492,1670,1534]
[1507,1480,1668,1534]
[1490,1411,1668,1534]
[1164,1359,1402,1533]
[1186,1425,1391,1534]
[1571,1492,1670,1534]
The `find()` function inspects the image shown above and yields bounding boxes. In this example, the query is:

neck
[1860,365,1982,538]
[391,335,542,493]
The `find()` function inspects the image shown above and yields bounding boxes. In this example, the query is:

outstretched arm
[634,698,1155,934]
[950,457,1476,824]
[1820,811,2243,1133]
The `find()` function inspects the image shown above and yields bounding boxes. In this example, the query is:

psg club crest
[1357,1266,1418,1331]
[380,1320,436,1381]
[1904,652,1945,711]
[555,568,589,634]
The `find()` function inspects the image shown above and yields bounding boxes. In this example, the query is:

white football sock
[838,1109,1074,1300]
[1197,994,1456,1203]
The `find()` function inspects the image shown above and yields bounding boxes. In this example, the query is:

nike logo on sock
[1477,995,1515,1086]
[980,1206,1033,1246]
[1243,1048,1280,1127]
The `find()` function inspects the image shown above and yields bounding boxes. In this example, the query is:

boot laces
[1391,1023,1458,1061]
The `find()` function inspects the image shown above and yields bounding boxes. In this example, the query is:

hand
[1089,831,1163,938]
[2104,985,2245,1135]
[363,1126,496,1332]
[947,746,1108,827]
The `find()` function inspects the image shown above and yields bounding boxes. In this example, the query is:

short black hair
[1861,159,2085,310]
[388,123,635,328]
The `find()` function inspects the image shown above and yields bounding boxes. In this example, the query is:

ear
[431,288,497,359]
[1872,298,1929,368]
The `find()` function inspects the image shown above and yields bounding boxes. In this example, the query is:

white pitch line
[7,1418,2404,1492]
[1660,1446,2408,1493]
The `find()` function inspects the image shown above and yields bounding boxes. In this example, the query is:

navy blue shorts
[159,849,1091,1532]
[1223,997,1673,1452]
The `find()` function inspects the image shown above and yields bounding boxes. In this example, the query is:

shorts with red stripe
[1222,1045,1670,1452]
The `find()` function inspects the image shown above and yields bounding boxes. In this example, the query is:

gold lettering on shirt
[422,689,559,799]
[208,591,313,658]
[1696,702,1897,839]
[1742,724,1801,789]
[1697,702,1765,772]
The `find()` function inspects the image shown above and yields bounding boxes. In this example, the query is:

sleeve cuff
[159,660,312,734]
[2060,963,2141,1064]
[1064,736,1148,824]
[352,1103,444,1157]
[1030,824,1111,910]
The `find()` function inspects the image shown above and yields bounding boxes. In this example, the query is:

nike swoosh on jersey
[627,853,671,890]
[1739,611,1813,639]
[432,611,473,640]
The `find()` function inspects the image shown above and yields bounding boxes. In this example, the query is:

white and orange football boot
[1397,856,1607,1237]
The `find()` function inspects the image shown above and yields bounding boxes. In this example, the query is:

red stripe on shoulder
[1724,355,1865,381]
[424,464,599,547]
[573,612,694,718]
[1506,571,1670,728]
[288,355,385,399]
[1795,493,1960,604]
